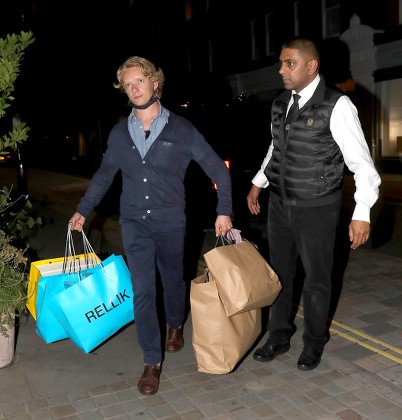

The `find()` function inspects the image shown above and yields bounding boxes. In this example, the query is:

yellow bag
[27,253,100,319]
[26,254,91,319]
[190,270,261,374]
[27,227,101,319]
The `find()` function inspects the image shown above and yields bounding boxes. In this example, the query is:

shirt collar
[292,74,320,108]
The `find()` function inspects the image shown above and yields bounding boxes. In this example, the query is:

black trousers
[267,193,341,349]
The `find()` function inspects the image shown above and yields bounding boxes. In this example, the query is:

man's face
[278,48,317,93]
[121,66,157,107]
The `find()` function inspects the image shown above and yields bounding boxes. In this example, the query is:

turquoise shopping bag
[34,227,102,344]
[35,265,100,343]
[47,254,134,353]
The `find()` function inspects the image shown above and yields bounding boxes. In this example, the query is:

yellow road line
[330,319,402,355]
[329,327,402,364]
[296,310,402,365]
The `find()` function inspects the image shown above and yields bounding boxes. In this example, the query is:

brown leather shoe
[165,326,184,352]
[137,364,160,396]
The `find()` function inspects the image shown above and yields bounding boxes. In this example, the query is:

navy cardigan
[77,111,232,229]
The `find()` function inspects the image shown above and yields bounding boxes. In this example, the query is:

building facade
[184,0,402,172]
[3,0,402,172]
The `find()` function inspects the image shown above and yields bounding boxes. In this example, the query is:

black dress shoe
[297,347,323,371]
[253,341,290,362]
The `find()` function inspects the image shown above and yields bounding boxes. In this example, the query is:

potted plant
[0,186,41,367]
[0,31,39,368]
[0,224,28,367]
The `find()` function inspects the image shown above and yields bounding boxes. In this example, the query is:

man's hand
[215,215,233,237]
[349,220,370,249]
[247,185,262,215]
[69,212,86,232]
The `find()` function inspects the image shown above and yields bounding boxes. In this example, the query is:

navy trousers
[267,193,341,349]
[121,218,186,365]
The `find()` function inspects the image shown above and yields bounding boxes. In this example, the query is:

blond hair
[113,56,165,99]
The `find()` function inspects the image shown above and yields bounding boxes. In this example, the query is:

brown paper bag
[190,270,261,374]
[204,240,282,317]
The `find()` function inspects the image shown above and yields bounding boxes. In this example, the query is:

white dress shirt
[252,74,381,222]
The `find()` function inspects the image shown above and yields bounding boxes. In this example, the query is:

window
[377,78,402,157]
[265,12,277,56]
[294,1,300,37]
[322,0,340,38]
[185,0,192,21]
[251,17,264,60]
[251,12,276,60]
[208,38,214,73]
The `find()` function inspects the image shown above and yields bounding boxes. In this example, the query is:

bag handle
[63,226,76,273]
[81,230,99,267]
[63,224,100,273]
[214,233,233,248]
[200,268,211,283]
[214,228,243,248]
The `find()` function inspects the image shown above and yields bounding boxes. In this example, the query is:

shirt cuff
[352,203,371,223]
[252,171,269,189]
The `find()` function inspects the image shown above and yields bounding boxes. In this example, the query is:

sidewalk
[0,168,401,419]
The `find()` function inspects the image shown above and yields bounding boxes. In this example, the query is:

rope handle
[82,230,99,267]
[63,223,100,273]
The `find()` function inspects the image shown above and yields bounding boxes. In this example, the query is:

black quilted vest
[265,77,345,206]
